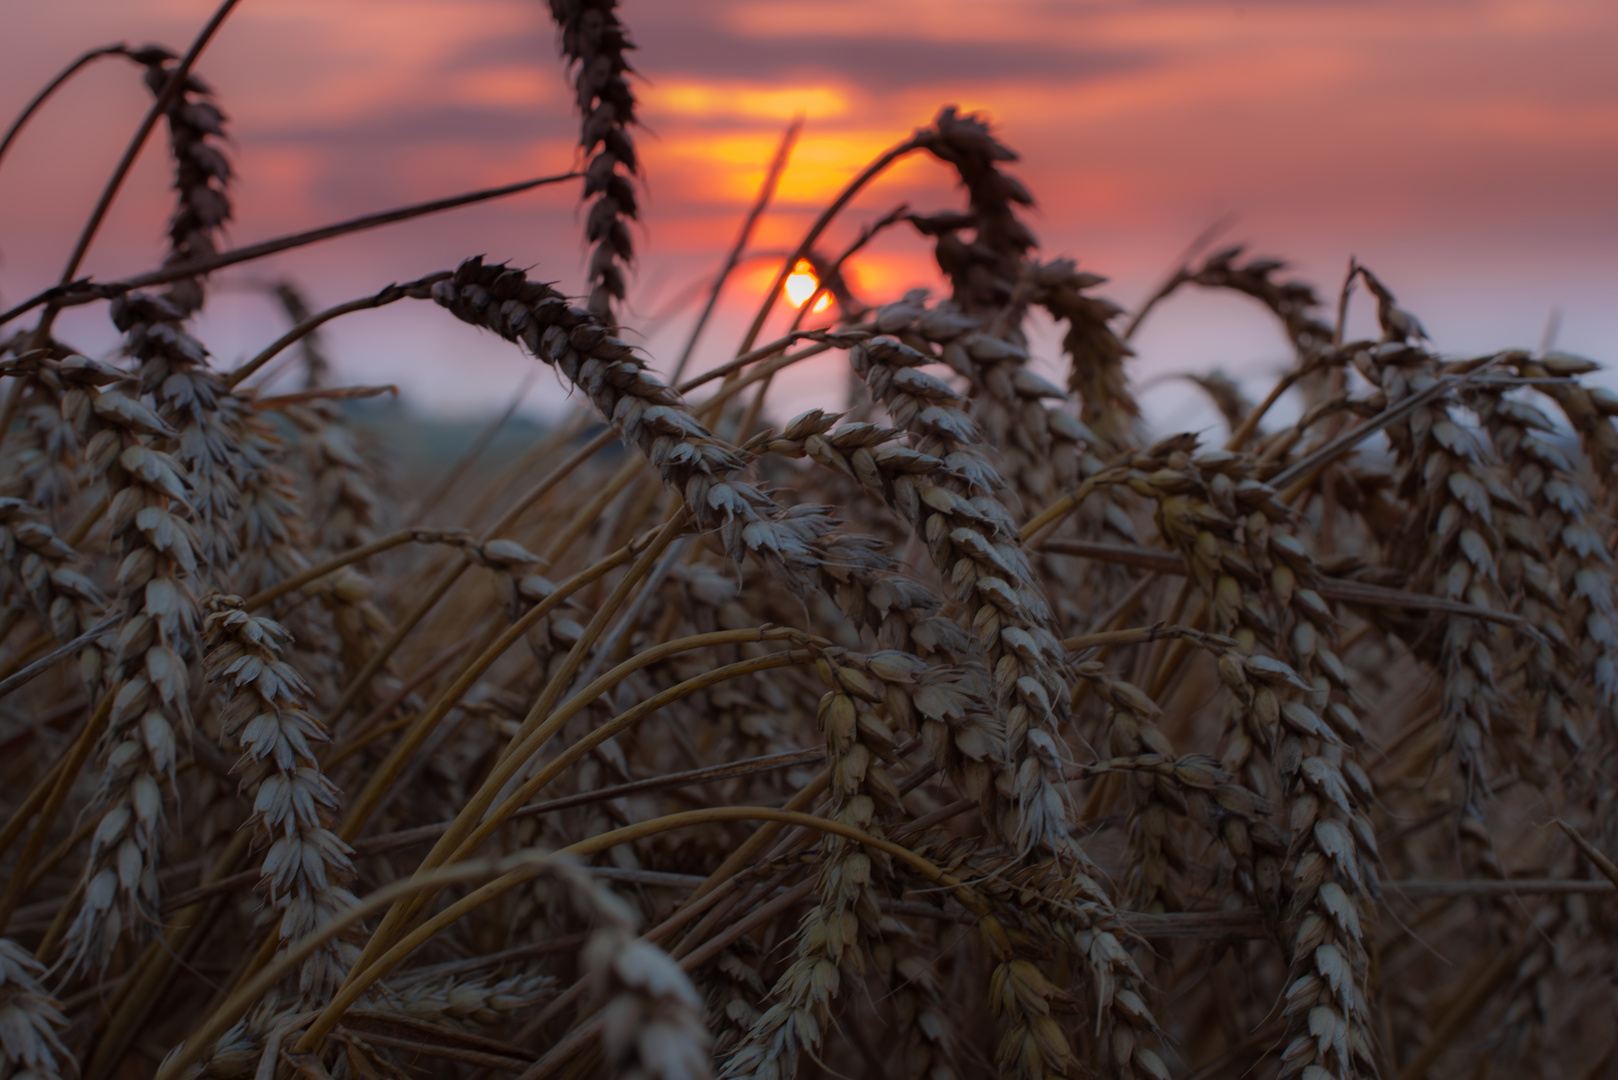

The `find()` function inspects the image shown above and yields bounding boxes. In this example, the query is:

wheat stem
[297,807,969,1054]
[0,693,113,936]
[351,625,808,973]
[337,541,640,839]
[0,44,133,171]
[224,276,449,388]
[1552,821,1618,888]
[240,529,467,610]
[672,118,801,382]
[453,650,817,864]
[81,829,252,1080]
[319,429,617,728]
[736,136,922,355]
[1,175,582,331]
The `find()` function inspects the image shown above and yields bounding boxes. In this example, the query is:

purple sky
[3,0,1616,430]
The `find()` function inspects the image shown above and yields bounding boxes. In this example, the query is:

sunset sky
[2,0,1615,430]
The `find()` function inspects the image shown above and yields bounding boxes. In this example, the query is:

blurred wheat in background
[2,4,1618,1080]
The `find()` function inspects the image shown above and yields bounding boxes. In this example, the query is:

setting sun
[783,259,830,311]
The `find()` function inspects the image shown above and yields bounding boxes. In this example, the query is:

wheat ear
[55,358,209,969]
[547,0,638,319]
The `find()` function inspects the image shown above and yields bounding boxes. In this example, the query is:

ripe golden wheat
[2,5,1617,1080]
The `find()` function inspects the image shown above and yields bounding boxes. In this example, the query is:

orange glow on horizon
[646,80,852,121]
[653,130,929,205]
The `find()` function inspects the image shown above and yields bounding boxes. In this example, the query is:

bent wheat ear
[909,112,1108,512]
[431,257,865,600]
[1128,246,1334,361]
[912,107,1035,318]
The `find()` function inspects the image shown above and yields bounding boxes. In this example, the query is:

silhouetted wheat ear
[549,0,638,319]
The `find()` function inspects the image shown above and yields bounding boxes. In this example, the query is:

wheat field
[2,4,1617,1080]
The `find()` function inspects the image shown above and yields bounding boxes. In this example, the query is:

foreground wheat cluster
[2,5,1617,1080]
